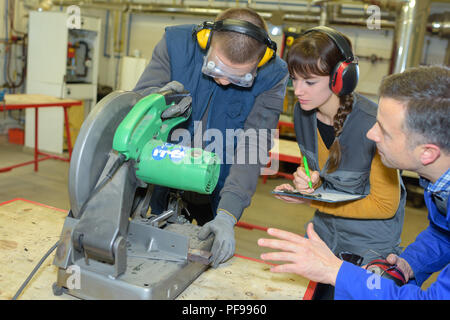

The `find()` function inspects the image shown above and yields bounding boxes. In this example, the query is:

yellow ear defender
[286,36,294,47]
[257,46,275,67]
[193,19,277,68]
[196,28,211,50]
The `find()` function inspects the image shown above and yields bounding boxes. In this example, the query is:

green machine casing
[112,92,220,194]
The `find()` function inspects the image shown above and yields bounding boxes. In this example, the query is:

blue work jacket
[334,190,450,299]
[165,24,287,210]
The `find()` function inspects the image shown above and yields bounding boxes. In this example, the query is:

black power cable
[12,241,59,300]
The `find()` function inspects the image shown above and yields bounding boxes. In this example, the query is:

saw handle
[113,92,191,161]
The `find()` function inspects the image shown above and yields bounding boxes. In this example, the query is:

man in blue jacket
[258,65,449,299]
[133,8,288,268]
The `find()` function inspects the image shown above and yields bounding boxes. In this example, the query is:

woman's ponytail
[326,93,354,173]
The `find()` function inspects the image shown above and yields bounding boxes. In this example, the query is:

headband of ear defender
[302,26,359,96]
[193,19,277,68]
[366,259,407,286]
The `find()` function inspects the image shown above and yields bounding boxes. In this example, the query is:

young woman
[274,27,406,295]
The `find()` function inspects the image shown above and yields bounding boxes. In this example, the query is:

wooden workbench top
[0,198,312,300]
[3,94,81,106]
[270,138,301,159]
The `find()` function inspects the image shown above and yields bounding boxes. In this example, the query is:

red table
[0,94,82,173]
[262,138,302,183]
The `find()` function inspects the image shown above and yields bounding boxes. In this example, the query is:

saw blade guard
[68,91,142,219]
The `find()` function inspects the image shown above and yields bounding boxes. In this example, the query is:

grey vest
[294,93,406,263]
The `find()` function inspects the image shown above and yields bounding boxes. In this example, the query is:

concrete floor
[0,135,437,291]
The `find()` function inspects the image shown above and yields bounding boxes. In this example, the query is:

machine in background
[25,11,100,154]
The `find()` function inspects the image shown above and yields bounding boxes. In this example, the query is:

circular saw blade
[68,90,143,218]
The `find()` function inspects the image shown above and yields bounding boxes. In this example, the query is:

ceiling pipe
[36,0,389,27]
[428,12,450,37]
[29,0,448,35]
[392,0,431,73]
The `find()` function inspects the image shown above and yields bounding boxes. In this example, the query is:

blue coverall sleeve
[400,224,450,286]
[334,261,450,300]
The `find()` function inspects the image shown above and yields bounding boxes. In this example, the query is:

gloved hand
[158,81,185,93]
[197,211,236,268]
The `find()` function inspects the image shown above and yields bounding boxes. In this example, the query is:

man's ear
[419,144,441,165]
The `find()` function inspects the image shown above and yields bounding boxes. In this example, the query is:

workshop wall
[98,13,392,97]
[73,2,450,98]
[1,1,28,93]
[83,3,449,101]
[0,1,449,101]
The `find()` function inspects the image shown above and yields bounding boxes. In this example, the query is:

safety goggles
[201,49,257,87]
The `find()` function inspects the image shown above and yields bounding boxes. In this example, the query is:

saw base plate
[54,223,213,300]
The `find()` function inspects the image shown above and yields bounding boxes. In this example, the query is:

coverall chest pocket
[225,100,249,129]
[226,100,244,118]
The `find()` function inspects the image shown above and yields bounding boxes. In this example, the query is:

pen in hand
[303,155,313,189]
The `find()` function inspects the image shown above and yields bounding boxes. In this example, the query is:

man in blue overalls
[258,65,449,299]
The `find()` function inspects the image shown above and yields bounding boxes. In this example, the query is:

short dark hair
[212,8,268,64]
[379,65,450,153]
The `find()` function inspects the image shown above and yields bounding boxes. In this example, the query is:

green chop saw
[52,88,220,299]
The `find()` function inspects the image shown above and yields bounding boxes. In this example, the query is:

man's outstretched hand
[258,223,343,286]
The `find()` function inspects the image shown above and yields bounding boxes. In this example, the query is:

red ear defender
[330,60,359,96]
[330,61,346,96]
[302,26,359,96]
[365,259,407,286]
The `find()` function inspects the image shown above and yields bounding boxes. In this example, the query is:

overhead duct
[392,0,431,73]
[27,0,397,28]
[22,0,450,70]
[428,12,450,37]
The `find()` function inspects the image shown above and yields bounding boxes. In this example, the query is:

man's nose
[366,124,379,142]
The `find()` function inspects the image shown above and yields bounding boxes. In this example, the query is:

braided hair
[327,93,354,172]
[287,29,355,173]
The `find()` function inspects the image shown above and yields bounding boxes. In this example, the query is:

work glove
[197,211,236,268]
[158,81,185,94]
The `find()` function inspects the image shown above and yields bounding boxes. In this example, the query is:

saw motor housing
[113,92,220,194]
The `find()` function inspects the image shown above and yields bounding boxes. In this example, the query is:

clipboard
[272,186,366,203]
